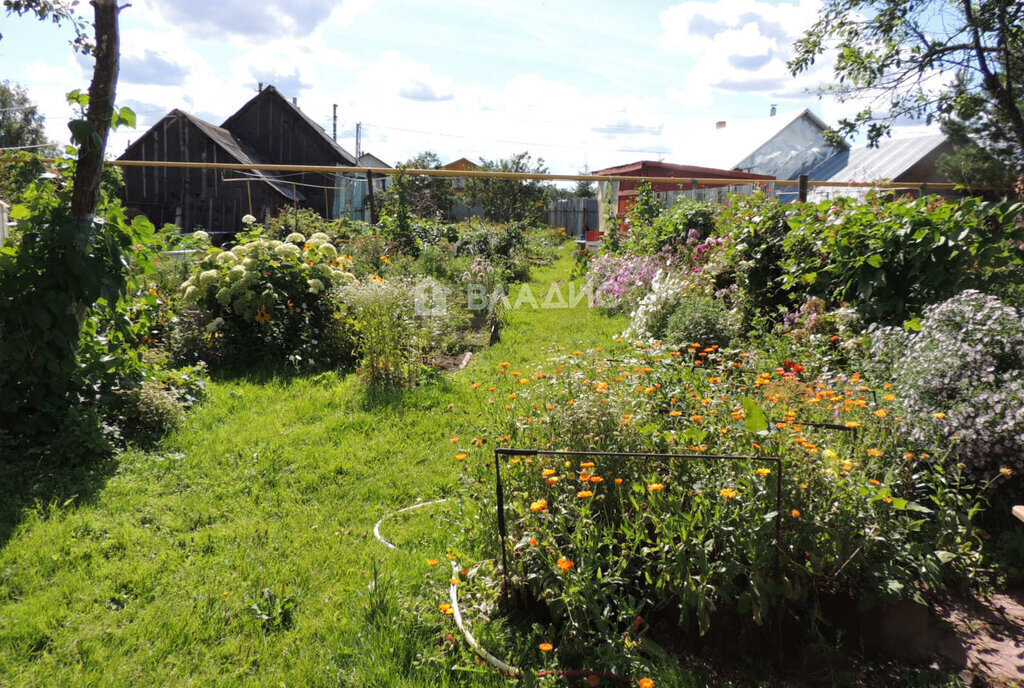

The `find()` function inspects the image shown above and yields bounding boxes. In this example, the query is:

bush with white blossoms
[872,290,1024,474]
[176,237,357,368]
[622,268,689,341]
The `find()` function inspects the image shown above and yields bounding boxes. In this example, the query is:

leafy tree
[0,81,50,150]
[937,113,1020,194]
[789,0,1024,174]
[379,151,453,219]
[467,151,549,224]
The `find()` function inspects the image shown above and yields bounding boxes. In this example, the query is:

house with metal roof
[684,108,847,186]
[119,85,358,237]
[804,133,953,201]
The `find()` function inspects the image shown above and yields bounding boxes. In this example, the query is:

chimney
[258,82,263,92]
[292,97,297,106]
[715,121,726,129]
[770,104,777,117]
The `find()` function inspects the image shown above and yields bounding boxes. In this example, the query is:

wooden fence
[546,198,598,237]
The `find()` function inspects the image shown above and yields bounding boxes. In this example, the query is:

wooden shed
[119,85,357,237]
[120,109,301,239]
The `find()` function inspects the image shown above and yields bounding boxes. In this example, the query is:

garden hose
[374,499,639,685]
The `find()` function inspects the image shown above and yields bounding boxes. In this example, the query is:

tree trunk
[70,0,120,221]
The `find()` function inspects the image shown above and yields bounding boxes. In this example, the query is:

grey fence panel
[546,198,598,237]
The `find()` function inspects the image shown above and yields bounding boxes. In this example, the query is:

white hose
[373,498,523,678]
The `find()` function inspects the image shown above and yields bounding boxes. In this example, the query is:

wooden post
[366,171,378,224]
[798,174,809,203]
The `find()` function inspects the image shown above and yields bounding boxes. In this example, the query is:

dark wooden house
[119,85,356,237]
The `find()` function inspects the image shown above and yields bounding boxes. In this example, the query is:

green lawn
[0,249,631,687]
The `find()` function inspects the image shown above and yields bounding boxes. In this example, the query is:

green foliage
[779,195,1024,324]
[789,0,1024,173]
[661,294,736,348]
[0,80,52,153]
[378,151,455,220]
[623,180,662,237]
[0,160,141,440]
[467,152,549,224]
[626,196,716,255]
[176,234,356,370]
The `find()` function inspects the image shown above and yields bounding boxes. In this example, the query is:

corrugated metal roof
[176,110,304,202]
[807,134,948,183]
[683,109,844,171]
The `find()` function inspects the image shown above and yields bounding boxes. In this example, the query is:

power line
[0,143,55,151]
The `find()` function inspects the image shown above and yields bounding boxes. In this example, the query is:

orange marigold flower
[869,479,881,486]
[542,468,556,477]
[577,490,594,498]
[791,509,801,518]
[1001,467,1013,476]
[428,559,439,566]
[932,412,947,419]
[800,483,808,489]
[883,496,894,504]
[639,679,655,688]
[692,415,704,422]
[499,362,511,368]
[756,468,771,477]
[844,421,861,428]
[648,483,665,491]
[440,603,453,615]
[546,477,559,485]
[867,448,883,457]
[539,642,554,652]
[530,498,548,513]
[874,409,888,418]
[614,478,623,485]
[581,461,596,468]
[589,476,604,483]
[450,437,459,443]
[719,488,738,499]
[557,557,575,572]
[669,410,682,417]
[842,464,853,472]
[455,453,468,461]
[529,537,539,546]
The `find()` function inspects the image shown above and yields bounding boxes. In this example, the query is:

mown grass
[0,248,632,687]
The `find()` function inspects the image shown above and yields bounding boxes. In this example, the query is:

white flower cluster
[180,239,354,321]
[623,269,688,341]
[878,290,1024,473]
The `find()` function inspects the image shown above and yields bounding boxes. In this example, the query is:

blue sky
[0,0,935,174]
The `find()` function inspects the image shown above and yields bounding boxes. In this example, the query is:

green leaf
[741,397,770,435]
[10,204,31,220]
[866,254,883,268]
[935,550,957,564]
[903,317,923,332]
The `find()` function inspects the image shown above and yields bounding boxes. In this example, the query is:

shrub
[177,237,356,369]
[622,269,688,341]
[586,252,668,314]
[873,290,1024,474]
[626,197,717,255]
[337,277,454,387]
[661,294,735,347]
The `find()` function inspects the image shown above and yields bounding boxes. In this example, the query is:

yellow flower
[756,468,771,477]
[557,557,575,572]
[428,559,439,566]
[542,469,556,477]
[669,410,682,417]
[844,421,861,428]
[530,498,548,513]
[439,603,453,615]
[875,409,888,418]
[455,453,468,461]
[581,461,596,468]
[867,448,883,457]
[932,412,947,419]
[450,437,459,443]
[648,483,665,491]
[1000,467,1013,476]
[577,490,594,498]
[842,464,854,472]
[499,361,511,368]
[719,488,738,499]
[255,306,270,324]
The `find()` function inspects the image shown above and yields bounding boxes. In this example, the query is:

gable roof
[120,110,303,201]
[221,85,357,166]
[358,152,392,169]
[443,157,480,171]
[683,109,846,173]
[806,133,949,183]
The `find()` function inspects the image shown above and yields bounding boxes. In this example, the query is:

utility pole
[355,122,362,159]
[332,104,338,141]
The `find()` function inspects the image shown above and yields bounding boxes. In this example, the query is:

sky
[0,0,938,176]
